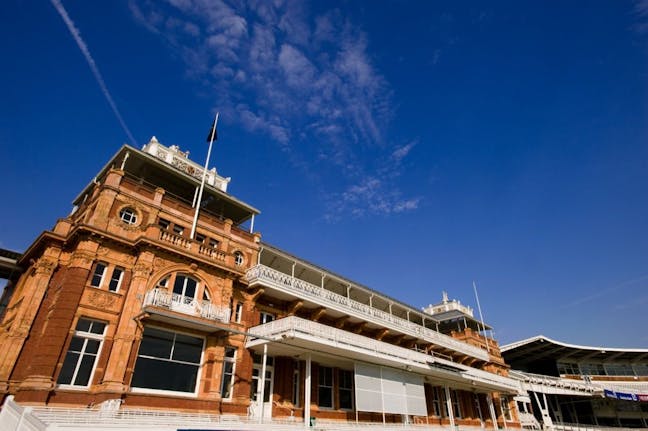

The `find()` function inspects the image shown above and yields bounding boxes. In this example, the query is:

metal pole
[190,112,218,239]
[473,281,491,352]
[250,214,255,233]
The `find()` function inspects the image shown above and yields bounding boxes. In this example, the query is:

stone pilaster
[15,243,96,402]
[99,251,154,393]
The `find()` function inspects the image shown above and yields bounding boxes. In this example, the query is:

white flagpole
[190,112,218,240]
[473,280,491,353]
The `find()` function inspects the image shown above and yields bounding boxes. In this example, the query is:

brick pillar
[15,244,96,403]
[99,251,154,393]
[0,252,59,394]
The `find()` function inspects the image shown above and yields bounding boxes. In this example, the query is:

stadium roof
[501,335,648,364]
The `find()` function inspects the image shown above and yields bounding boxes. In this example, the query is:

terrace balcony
[246,264,490,362]
[246,316,519,393]
[156,229,229,264]
[142,288,230,330]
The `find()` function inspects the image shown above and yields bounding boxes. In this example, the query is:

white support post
[445,385,455,428]
[250,214,255,233]
[487,394,498,430]
[259,344,268,423]
[120,151,130,170]
[304,353,312,427]
[475,393,485,428]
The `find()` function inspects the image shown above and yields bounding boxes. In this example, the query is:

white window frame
[119,207,138,225]
[108,267,124,292]
[158,218,170,230]
[451,390,462,419]
[234,303,243,323]
[173,224,184,235]
[318,366,334,409]
[131,326,205,397]
[90,262,107,288]
[431,387,443,416]
[220,347,237,400]
[173,274,198,299]
[234,251,244,266]
[500,396,512,421]
[338,369,353,410]
[259,311,275,324]
[292,362,300,407]
[57,318,106,389]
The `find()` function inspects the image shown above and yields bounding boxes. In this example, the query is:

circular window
[119,207,138,225]
[234,251,244,266]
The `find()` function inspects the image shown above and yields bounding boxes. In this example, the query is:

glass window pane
[109,268,123,291]
[249,378,258,400]
[131,357,198,393]
[173,275,186,295]
[172,333,203,363]
[74,354,96,386]
[89,321,106,335]
[76,318,91,332]
[85,339,100,354]
[138,328,174,358]
[57,352,80,384]
[68,337,84,352]
[340,389,352,409]
[90,264,106,287]
[318,387,332,408]
[184,278,197,298]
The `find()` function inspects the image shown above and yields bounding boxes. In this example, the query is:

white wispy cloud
[562,274,648,309]
[129,0,419,217]
[51,0,137,146]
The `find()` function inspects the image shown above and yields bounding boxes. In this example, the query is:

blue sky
[1,1,648,348]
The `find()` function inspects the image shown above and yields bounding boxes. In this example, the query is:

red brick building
[0,138,522,429]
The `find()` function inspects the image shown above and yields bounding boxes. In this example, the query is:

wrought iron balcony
[143,288,230,323]
[246,264,490,361]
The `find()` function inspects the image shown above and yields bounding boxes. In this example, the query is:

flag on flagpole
[206,118,218,142]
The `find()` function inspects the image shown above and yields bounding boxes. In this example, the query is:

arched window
[172,274,198,299]
[153,273,202,300]
[234,251,244,266]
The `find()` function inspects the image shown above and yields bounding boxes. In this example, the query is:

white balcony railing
[246,265,489,361]
[143,288,230,323]
[248,316,519,393]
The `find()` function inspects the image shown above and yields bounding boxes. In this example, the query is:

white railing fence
[0,395,504,431]
[143,288,231,323]
[246,265,489,361]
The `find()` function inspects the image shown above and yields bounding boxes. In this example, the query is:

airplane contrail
[50,0,137,146]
